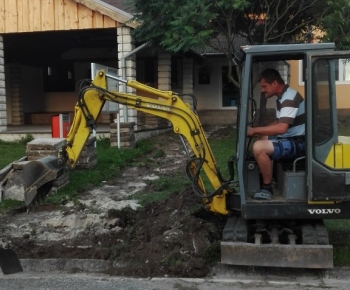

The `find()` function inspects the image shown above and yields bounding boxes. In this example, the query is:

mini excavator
[1,43,350,270]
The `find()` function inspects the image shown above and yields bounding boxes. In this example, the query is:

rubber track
[301,221,329,245]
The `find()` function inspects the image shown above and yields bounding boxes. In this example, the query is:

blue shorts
[269,137,305,161]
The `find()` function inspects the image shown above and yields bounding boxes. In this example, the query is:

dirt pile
[0,127,231,278]
[106,189,226,277]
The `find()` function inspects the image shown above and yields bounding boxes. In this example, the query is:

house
[192,36,248,125]
[194,45,350,126]
[1,1,347,139]
[0,0,199,138]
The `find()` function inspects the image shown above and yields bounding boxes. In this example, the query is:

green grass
[0,135,155,210]
[0,129,236,209]
[339,128,350,136]
[338,117,350,136]
[208,130,237,180]
[0,199,24,212]
[44,137,155,205]
[324,219,350,266]
[130,173,191,206]
[0,138,29,212]
[127,129,237,207]
[198,128,237,192]
[0,134,33,168]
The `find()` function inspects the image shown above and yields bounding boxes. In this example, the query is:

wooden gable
[0,0,133,33]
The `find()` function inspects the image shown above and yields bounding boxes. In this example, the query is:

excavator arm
[63,70,232,215]
[1,70,234,214]
[0,70,235,274]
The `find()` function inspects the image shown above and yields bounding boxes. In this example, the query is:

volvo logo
[308,209,341,214]
[146,103,171,111]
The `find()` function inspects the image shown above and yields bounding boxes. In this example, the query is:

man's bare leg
[252,139,274,198]
[253,139,274,184]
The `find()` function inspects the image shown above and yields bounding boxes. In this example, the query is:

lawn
[0,135,155,208]
[0,135,32,169]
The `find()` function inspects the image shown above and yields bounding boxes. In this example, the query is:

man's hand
[247,126,255,137]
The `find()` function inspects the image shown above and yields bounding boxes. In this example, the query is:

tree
[320,0,350,50]
[129,0,329,87]
[240,0,330,44]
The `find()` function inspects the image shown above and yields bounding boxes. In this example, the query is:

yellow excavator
[1,43,350,271]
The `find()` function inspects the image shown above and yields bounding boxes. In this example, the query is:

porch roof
[0,0,136,34]
[75,0,137,28]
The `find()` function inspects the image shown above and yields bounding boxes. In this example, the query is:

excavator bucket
[1,156,64,207]
[0,247,23,274]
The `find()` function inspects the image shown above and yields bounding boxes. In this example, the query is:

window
[136,57,158,87]
[136,56,184,89]
[222,66,239,107]
[171,56,183,89]
[299,59,350,84]
[312,59,333,145]
[312,57,350,168]
[338,59,350,81]
[44,60,75,92]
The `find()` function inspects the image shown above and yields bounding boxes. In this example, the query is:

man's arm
[247,122,289,137]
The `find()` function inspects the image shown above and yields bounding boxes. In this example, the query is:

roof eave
[74,0,138,28]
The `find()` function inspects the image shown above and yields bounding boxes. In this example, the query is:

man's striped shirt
[276,85,305,138]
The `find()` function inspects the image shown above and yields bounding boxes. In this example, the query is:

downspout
[121,42,148,121]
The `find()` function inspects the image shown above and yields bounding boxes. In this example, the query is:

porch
[0,123,174,144]
[0,124,111,142]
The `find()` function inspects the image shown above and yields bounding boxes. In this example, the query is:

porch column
[182,58,194,110]
[117,26,137,126]
[7,64,23,125]
[158,53,171,91]
[156,53,172,128]
[0,35,6,132]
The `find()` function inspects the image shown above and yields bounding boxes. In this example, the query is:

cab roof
[241,43,336,62]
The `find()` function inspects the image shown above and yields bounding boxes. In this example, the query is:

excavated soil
[0,126,232,278]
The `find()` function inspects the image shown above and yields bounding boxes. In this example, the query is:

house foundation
[110,122,136,148]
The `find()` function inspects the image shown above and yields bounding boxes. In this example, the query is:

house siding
[0,0,119,33]
[6,65,23,125]
[0,0,135,131]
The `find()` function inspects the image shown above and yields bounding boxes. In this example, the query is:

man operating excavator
[246,68,306,200]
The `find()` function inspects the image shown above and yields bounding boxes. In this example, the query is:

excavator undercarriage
[221,217,333,268]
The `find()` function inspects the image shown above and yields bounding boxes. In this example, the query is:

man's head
[259,68,285,98]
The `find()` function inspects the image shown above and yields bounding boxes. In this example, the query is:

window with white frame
[339,59,350,81]
[299,59,350,84]
[222,66,239,107]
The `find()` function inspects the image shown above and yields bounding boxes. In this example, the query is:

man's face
[260,78,276,98]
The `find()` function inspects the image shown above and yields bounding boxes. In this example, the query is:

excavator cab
[222,44,350,268]
[235,44,350,216]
